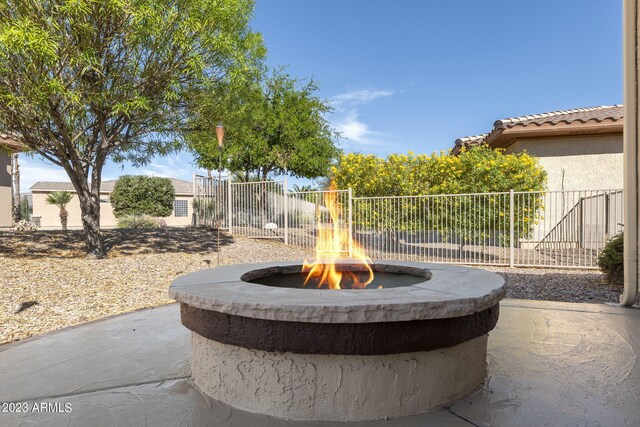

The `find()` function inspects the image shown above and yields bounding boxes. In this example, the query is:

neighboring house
[31,178,194,229]
[453,105,624,250]
[452,105,623,192]
[0,135,23,229]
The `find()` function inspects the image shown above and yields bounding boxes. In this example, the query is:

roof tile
[454,104,623,153]
[494,104,623,129]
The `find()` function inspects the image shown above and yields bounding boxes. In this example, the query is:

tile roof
[31,178,193,195]
[493,104,623,129]
[0,134,25,152]
[454,133,489,147]
[453,104,623,153]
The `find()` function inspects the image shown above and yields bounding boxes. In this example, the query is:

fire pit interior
[242,263,431,289]
[169,260,506,422]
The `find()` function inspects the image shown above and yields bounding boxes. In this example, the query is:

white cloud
[330,88,396,147]
[19,156,70,191]
[332,89,395,109]
[335,110,383,146]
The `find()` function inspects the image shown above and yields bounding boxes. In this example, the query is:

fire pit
[169,260,505,422]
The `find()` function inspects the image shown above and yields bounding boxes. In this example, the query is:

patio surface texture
[0,299,638,426]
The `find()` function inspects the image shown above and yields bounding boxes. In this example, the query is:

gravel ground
[0,228,634,346]
[483,266,635,305]
[0,229,311,345]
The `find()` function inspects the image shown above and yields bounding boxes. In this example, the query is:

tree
[110,175,175,218]
[0,0,264,257]
[189,69,340,182]
[46,190,73,231]
[292,184,316,192]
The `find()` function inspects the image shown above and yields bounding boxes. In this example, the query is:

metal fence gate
[228,180,287,239]
[192,174,230,229]
[193,177,350,250]
[285,188,351,253]
[193,177,623,269]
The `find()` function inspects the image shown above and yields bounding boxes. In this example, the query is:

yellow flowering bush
[331,145,547,243]
[332,145,546,197]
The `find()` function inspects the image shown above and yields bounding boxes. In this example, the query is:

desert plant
[46,191,73,231]
[12,219,37,232]
[598,233,624,284]
[117,214,158,229]
[19,195,30,220]
[291,184,319,203]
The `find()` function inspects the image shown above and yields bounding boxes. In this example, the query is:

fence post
[227,178,232,235]
[348,187,353,258]
[283,179,289,245]
[192,172,197,227]
[509,189,515,267]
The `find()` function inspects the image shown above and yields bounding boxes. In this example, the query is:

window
[174,200,188,217]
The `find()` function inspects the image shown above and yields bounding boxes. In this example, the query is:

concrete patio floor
[0,300,638,426]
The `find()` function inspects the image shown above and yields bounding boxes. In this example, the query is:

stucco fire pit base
[191,333,488,422]
[169,260,505,422]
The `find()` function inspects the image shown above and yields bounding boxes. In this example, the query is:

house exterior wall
[0,151,11,228]
[504,134,623,192]
[503,134,623,249]
[32,191,193,229]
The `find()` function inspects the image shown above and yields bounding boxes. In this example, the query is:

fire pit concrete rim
[169,260,505,323]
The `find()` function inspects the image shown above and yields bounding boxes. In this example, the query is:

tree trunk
[59,175,104,258]
[56,124,107,257]
[77,188,103,258]
[11,153,20,223]
[60,208,68,232]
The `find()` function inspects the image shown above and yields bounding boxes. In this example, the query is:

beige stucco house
[31,178,194,229]
[0,136,23,229]
[453,105,624,191]
[453,105,625,251]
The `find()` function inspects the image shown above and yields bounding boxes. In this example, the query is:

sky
[20,0,623,190]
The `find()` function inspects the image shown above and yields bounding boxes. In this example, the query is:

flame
[302,183,374,289]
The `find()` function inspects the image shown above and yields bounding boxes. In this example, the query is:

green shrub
[598,233,624,284]
[117,214,158,229]
[110,175,175,218]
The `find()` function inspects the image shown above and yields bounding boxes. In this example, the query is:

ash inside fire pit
[241,263,431,289]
